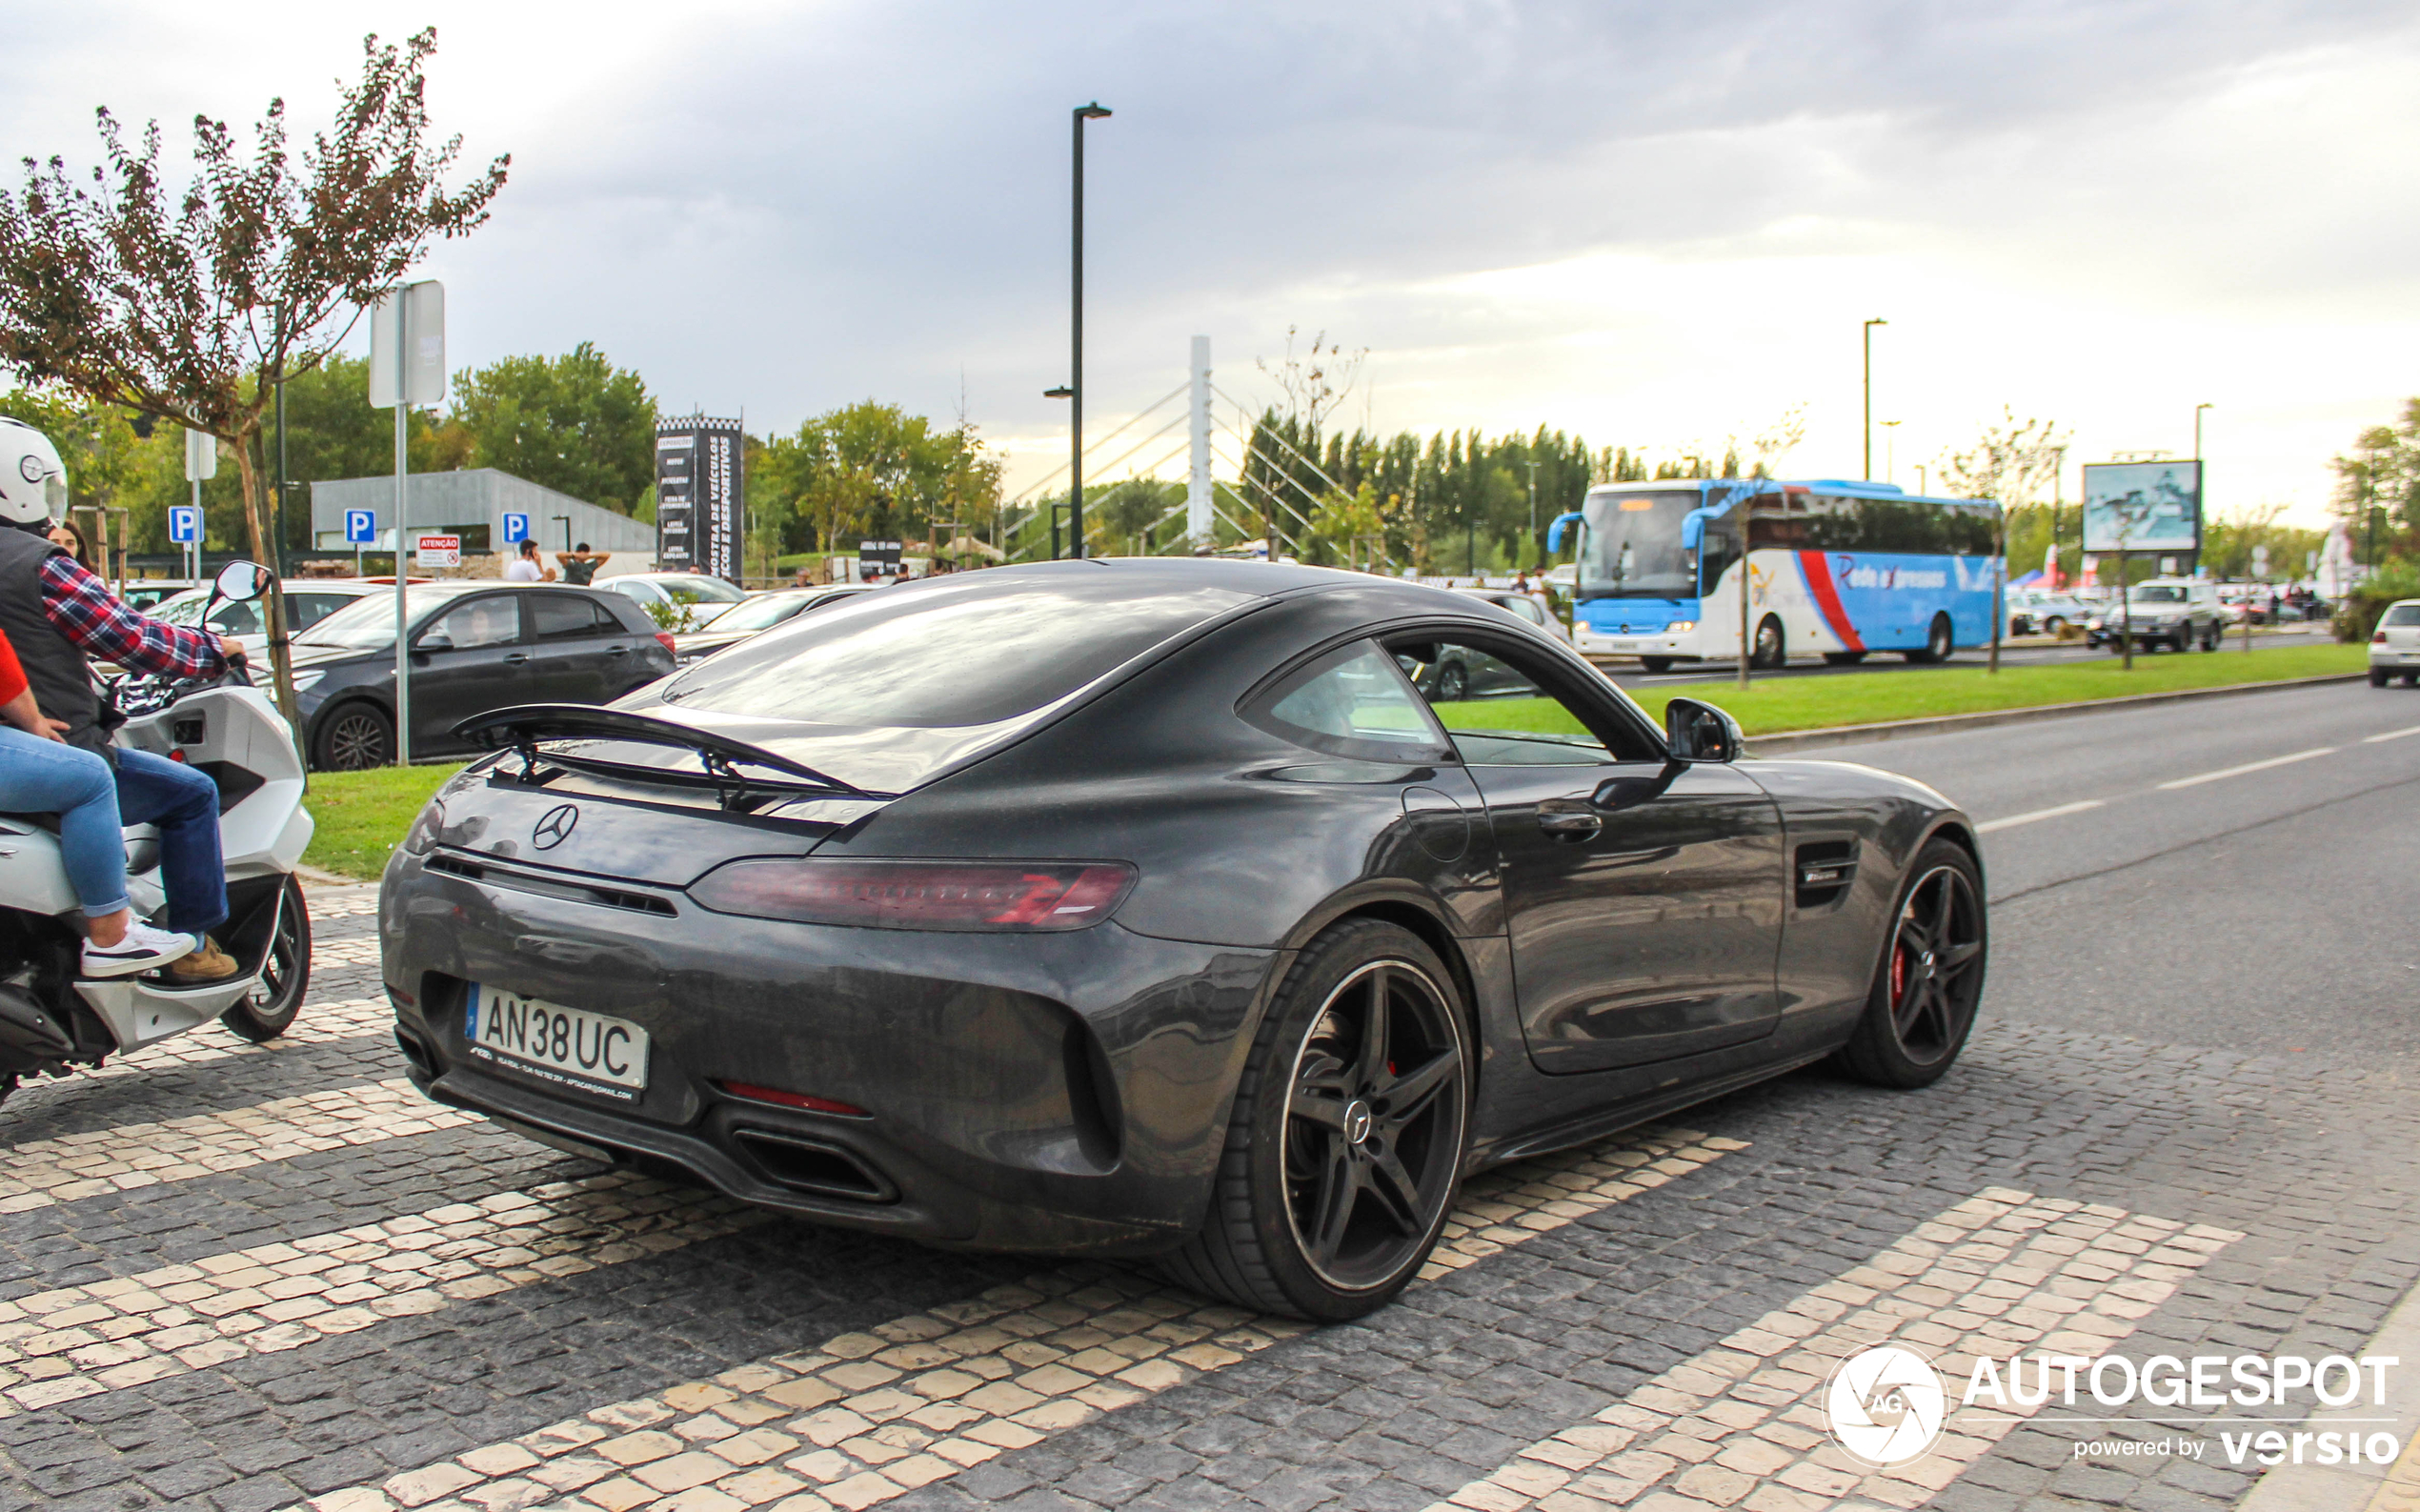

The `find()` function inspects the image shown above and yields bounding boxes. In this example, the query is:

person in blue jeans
[0,417,237,981]
[0,626,196,976]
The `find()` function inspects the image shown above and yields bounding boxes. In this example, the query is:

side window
[1388,635,1660,766]
[420,595,521,651]
[208,600,264,636]
[1242,640,1452,764]
[531,594,610,641]
[286,595,341,632]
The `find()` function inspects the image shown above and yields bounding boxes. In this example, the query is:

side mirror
[1664,696,1744,763]
[415,633,455,653]
[215,560,271,603]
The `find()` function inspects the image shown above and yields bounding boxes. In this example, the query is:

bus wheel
[1904,615,1953,664]
[1823,652,1866,667]
[1750,616,1785,671]
[1640,657,1674,674]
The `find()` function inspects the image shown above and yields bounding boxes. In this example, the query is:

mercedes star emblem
[532,804,579,850]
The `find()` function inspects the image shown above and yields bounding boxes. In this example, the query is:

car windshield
[698,594,810,634]
[666,575,1254,728]
[147,593,209,625]
[293,587,450,651]
[2128,585,2187,604]
[654,575,748,605]
[1579,490,1701,600]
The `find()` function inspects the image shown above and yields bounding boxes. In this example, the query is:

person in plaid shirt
[0,417,238,982]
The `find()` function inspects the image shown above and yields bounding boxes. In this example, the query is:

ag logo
[532,804,578,850]
[1825,1345,1947,1467]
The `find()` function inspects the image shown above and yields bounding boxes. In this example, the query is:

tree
[2330,399,2420,567]
[754,402,999,569]
[1934,408,2070,672]
[0,29,508,733]
[452,342,655,507]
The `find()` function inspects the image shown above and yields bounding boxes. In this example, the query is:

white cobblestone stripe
[1422,1186,2245,1512]
[285,1126,1743,1512]
[0,1169,765,1415]
[0,1078,476,1214]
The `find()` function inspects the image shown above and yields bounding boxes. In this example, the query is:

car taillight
[690,858,1138,932]
[715,1079,867,1117]
[655,632,677,655]
[2375,631,2390,644]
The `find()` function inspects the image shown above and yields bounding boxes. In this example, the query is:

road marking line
[2157,746,2337,790]
[0,1079,477,1214]
[2365,724,2420,744]
[1422,1187,2242,1512]
[0,1168,764,1414]
[1975,799,2105,835]
[282,1127,1745,1512]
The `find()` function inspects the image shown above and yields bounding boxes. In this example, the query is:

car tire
[222,877,310,1042]
[1160,919,1472,1322]
[2043,615,2067,636]
[1640,657,1675,674]
[2404,674,2419,689]
[1823,651,1866,666]
[1751,615,1785,671]
[1903,614,1953,664]
[313,701,393,772]
[2371,668,2391,687]
[1435,662,1469,702]
[1833,837,1987,1090]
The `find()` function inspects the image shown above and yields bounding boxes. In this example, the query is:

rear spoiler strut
[454,704,882,800]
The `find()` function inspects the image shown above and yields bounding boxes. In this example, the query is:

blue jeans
[112,747,227,936]
[0,727,131,918]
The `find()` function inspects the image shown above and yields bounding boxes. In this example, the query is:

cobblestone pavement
[1,862,2415,1512]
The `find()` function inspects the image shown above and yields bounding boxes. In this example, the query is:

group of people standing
[504,539,607,584]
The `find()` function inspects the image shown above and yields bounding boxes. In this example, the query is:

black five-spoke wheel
[1161,919,1472,1320]
[1282,959,1466,1290]
[1837,837,1987,1088]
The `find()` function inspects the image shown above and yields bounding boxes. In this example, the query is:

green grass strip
[303,763,465,882]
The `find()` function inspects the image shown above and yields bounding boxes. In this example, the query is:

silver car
[2371,599,2420,687]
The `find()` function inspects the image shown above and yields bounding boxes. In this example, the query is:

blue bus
[1545,479,2003,672]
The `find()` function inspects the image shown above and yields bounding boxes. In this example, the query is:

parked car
[1450,585,1569,642]
[2007,589,2087,637]
[596,573,749,625]
[118,579,198,612]
[2371,599,2420,687]
[2086,579,2222,653]
[384,559,1987,1321]
[286,584,677,770]
[670,586,872,665]
[147,580,382,661]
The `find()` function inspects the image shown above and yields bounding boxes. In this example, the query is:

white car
[146,580,382,659]
[596,572,749,624]
[1451,585,1569,641]
[2371,599,2420,687]
[2007,589,2087,637]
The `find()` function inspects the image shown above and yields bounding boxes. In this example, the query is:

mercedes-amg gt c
[381,560,1986,1320]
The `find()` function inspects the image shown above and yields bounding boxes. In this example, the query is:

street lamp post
[1059,102,1112,560]
[2194,402,2213,582]
[1863,318,1887,481]
[1880,419,1900,485]
[1525,459,1539,566]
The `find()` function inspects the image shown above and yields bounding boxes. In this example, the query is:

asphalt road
[1792,677,2420,1067]
[1600,624,2331,688]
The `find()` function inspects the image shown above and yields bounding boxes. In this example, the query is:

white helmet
[0,418,67,527]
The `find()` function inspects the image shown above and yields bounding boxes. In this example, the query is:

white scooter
[0,560,313,1103]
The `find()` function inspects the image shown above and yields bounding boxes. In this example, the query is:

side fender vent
[1794,839,1859,910]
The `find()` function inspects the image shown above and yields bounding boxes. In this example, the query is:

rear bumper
[381,849,1278,1255]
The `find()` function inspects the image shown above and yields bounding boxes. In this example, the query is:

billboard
[655,417,746,582]
[2082,461,2201,554]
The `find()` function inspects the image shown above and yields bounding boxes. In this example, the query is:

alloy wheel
[1281,959,1466,1290]
[325,711,388,771]
[1886,864,1985,1064]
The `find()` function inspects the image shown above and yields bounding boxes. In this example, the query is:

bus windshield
[1579,490,1702,600]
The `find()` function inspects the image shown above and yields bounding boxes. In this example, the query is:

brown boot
[166,937,239,984]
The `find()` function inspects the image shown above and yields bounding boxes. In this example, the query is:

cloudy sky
[9,1,2419,523]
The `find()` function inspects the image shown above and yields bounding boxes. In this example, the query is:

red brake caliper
[1890,938,1908,1003]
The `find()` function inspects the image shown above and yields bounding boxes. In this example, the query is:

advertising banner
[2082,461,2201,554]
[655,417,745,583]
[858,539,903,577]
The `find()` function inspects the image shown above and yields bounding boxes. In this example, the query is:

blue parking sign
[502,512,530,545]
[169,506,201,544]
[345,509,376,544]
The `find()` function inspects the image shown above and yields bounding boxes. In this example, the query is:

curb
[1745,672,2367,756]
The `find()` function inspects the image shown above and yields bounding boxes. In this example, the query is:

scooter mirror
[215,560,271,603]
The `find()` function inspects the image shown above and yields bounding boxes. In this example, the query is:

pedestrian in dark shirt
[556,543,602,586]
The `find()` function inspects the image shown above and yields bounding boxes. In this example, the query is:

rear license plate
[464,983,649,1101]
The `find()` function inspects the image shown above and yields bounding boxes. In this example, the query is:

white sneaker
[81,921,199,979]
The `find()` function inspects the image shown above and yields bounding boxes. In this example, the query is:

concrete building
[309,470,654,564]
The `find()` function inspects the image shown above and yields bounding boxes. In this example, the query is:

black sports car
[380,560,1986,1320]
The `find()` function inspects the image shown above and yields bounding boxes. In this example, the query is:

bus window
[1578,489,1701,600]
[1795,495,1999,554]
[1698,529,1739,596]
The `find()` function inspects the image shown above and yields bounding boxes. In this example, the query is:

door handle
[503,654,530,665]
[605,645,629,655]
[1537,805,1603,841]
